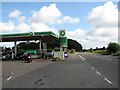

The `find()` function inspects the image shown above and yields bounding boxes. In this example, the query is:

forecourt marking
[7,72,13,81]
[7,76,12,81]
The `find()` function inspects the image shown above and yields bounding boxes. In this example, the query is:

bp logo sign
[30,32,34,36]
[60,31,65,36]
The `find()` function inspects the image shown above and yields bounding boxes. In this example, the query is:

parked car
[2,52,11,60]
[0,53,2,60]
[15,52,25,60]
[43,50,54,58]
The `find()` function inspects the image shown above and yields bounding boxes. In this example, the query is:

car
[2,52,11,60]
[0,53,2,60]
[15,52,25,60]
[43,50,54,58]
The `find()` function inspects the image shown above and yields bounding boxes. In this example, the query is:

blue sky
[2,2,109,30]
[0,1,118,49]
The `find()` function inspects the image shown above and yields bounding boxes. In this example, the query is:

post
[14,40,17,57]
[43,42,45,51]
[45,43,47,51]
[39,39,41,50]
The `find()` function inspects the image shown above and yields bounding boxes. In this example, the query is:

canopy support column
[39,39,41,50]
[14,40,17,57]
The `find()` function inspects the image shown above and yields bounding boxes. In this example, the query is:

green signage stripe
[34,31,58,37]
[1,33,30,37]
[0,31,58,38]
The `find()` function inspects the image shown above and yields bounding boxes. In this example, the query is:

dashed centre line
[104,78,112,84]
[96,71,101,75]
[78,54,113,85]
[91,67,94,70]
[79,55,85,62]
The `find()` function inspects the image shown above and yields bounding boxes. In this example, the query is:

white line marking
[79,55,85,60]
[104,78,112,84]
[91,67,94,70]
[96,71,101,75]
[7,76,12,81]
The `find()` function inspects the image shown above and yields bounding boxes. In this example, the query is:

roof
[1,31,59,42]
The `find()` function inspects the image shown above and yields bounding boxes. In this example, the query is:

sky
[0,1,119,49]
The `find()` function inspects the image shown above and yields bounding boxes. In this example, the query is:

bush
[70,49,76,53]
[53,47,60,51]
[107,43,120,54]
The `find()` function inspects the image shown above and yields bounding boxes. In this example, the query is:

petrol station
[1,30,68,59]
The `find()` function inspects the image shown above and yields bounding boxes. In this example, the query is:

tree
[89,48,93,52]
[107,43,120,54]
[70,49,76,53]
[103,46,106,50]
[67,39,82,51]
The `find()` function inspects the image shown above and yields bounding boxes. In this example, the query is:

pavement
[2,53,119,89]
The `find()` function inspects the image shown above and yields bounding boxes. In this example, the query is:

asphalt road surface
[2,53,119,88]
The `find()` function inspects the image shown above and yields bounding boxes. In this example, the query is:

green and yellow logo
[60,31,65,36]
[30,32,34,36]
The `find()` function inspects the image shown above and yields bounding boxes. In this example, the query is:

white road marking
[7,76,12,81]
[104,78,112,84]
[79,55,86,61]
[91,67,94,70]
[96,71,101,75]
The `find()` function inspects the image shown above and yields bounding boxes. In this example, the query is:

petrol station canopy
[1,31,59,42]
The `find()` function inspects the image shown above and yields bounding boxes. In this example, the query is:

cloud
[0,21,14,33]
[15,23,31,33]
[68,27,118,49]
[87,1,118,28]
[9,10,21,18]
[17,16,26,23]
[31,23,56,33]
[0,42,14,48]
[57,16,80,24]
[29,3,62,24]
[68,1,118,49]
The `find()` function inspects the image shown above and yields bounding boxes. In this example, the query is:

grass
[85,50,120,56]
[69,52,77,54]
[111,50,120,56]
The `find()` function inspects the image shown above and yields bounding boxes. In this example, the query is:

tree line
[3,39,83,52]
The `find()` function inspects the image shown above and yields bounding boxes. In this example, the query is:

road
[2,53,119,89]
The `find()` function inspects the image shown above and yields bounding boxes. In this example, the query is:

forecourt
[1,31,58,56]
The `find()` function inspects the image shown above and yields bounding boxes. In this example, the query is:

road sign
[59,30,67,47]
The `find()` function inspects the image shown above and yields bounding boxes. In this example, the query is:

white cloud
[17,16,26,23]
[57,16,80,24]
[15,23,31,33]
[0,42,14,48]
[87,1,118,28]
[9,10,21,18]
[68,27,118,49]
[68,1,118,49]
[29,3,62,24]
[31,23,56,33]
[0,21,14,33]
